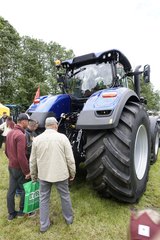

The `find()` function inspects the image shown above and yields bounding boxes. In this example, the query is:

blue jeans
[7,167,26,214]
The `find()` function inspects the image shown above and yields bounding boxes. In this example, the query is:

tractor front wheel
[84,102,151,203]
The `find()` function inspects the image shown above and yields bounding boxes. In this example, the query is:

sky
[0,0,160,91]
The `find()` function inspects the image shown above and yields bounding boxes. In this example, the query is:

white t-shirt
[0,122,12,136]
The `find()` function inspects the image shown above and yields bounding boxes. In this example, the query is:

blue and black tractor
[27,49,160,203]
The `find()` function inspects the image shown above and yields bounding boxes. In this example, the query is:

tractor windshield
[67,62,113,98]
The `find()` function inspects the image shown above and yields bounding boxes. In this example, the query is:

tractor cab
[56,49,150,102]
[56,50,131,97]
[5,104,22,123]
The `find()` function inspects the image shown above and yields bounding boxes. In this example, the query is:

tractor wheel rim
[134,125,148,180]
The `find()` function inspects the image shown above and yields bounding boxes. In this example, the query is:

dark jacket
[0,116,7,124]
[25,128,37,159]
[5,125,30,175]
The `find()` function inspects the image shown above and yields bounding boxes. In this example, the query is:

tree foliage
[0,17,74,108]
[140,80,160,111]
[0,17,21,103]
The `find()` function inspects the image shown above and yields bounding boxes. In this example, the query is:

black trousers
[0,134,4,148]
[7,167,27,214]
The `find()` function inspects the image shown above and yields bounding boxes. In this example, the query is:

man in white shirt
[29,117,76,233]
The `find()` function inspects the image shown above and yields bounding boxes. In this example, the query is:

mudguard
[149,115,160,151]
[149,115,160,139]
[76,87,139,129]
[149,116,160,132]
[27,94,71,128]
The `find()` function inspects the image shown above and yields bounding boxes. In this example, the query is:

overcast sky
[1,0,160,90]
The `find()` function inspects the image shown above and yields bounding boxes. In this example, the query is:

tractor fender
[149,115,160,140]
[76,88,140,130]
[149,115,159,133]
[149,115,160,163]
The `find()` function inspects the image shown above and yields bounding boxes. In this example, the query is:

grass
[0,146,160,240]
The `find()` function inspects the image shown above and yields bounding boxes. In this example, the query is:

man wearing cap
[30,117,76,233]
[5,113,31,221]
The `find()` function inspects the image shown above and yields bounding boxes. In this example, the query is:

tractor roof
[62,49,132,73]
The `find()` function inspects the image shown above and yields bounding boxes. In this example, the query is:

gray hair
[45,117,58,127]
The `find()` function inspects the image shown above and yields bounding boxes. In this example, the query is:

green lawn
[0,146,160,240]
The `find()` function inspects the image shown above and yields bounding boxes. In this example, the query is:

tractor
[27,49,160,203]
[5,104,22,123]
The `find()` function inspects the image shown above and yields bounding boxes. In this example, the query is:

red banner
[33,87,40,104]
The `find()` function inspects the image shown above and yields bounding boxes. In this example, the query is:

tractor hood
[27,94,71,117]
[83,88,127,110]
[27,94,71,128]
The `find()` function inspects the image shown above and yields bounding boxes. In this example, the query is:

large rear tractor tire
[84,102,151,203]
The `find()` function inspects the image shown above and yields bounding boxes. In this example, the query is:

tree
[0,17,74,108]
[15,37,74,107]
[13,36,50,107]
[140,80,160,111]
[0,16,21,103]
[45,41,74,94]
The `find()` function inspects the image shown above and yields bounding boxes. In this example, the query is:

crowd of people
[0,112,76,233]
[1,112,160,238]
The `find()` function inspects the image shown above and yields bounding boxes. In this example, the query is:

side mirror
[140,96,147,105]
[144,65,150,83]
